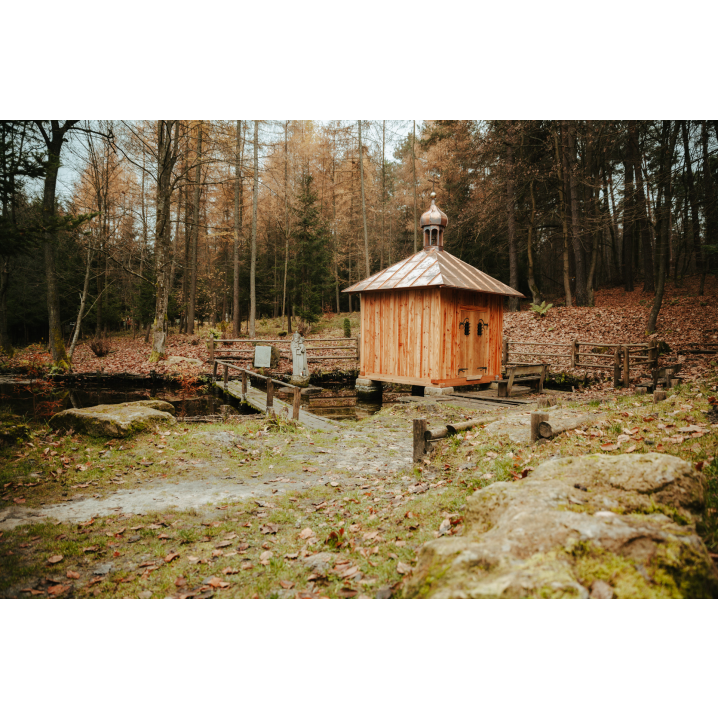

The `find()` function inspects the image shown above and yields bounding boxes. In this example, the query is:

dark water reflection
[1,379,401,422]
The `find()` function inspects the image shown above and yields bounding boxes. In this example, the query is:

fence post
[413,418,428,463]
[223,364,228,389]
[623,345,630,388]
[502,339,509,368]
[649,337,658,369]
[241,370,247,401]
[357,333,361,365]
[212,360,218,384]
[613,348,621,389]
[292,387,301,421]
[266,378,274,413]
[209,335,214,364]
[570,339,578,369]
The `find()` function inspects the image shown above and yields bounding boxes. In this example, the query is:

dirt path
[0,420,418,531]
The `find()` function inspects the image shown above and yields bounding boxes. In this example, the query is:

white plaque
[254,345,272,368]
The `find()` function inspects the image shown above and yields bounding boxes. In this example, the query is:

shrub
[530,301,553,318]
[343,318,351,337]
[89,337,111,357]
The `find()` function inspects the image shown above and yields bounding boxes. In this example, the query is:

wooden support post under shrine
[413,418,428,463]
[292,387,301,421]
[266,378,274,413]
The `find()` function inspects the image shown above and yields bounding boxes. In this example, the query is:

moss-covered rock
[49,400,176,438]
[404,453,718,599]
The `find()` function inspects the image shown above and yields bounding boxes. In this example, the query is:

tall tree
[505,122,519,310]
[149,120,180,361]
[233,120,242,336]
[630,121,654,292]
[249,120,258,338]
[186,121,202,335]
[412,120,418,253]
[35,121,79,367]
[553,126,572,307]
[647,121,679,334]
[563,121,589,305]
[358,120,370,277]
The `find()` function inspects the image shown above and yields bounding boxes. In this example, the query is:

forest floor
[2,275,718,598]
[3,274,717,389]
[2,378,718,599]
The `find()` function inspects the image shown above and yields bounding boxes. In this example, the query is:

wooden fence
[502,337,659,388]
[209,336,359,366]
[212,359,301,420]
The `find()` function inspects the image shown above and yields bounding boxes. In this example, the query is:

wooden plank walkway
[221,381,341,432]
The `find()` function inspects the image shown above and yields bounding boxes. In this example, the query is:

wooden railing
[212,359,301,420]
[209,336,360,365]
[502,337,658,388]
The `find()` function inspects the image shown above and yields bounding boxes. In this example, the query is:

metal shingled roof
[342,248,525,298]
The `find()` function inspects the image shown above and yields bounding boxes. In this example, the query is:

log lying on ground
[533,413,596,441]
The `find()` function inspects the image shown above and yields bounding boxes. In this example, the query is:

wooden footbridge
[212,360,340,432]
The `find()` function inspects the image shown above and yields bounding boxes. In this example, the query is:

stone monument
[290,332,309,386]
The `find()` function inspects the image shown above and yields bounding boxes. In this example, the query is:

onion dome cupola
[420,192,448,251]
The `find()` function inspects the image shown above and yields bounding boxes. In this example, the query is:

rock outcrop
[405,453,718,599]
[50,400,176,437]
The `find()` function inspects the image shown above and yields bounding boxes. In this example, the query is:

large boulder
[405,453,718,599]
[49,400,176,437]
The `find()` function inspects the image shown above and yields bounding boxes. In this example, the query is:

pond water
[0,377,403,422]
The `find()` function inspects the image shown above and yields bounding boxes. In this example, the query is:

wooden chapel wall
[360,287,504,385]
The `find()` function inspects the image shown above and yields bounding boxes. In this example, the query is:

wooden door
[457,308,490,380]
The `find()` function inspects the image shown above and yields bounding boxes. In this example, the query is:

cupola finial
[420,193,448,251]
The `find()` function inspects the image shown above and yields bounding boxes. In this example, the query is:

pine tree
[292,173,330,324]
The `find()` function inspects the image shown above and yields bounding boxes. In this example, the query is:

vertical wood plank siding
[359,287,504,386]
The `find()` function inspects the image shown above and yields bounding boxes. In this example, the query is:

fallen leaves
[206,577,230,589]
[47,583,70,597]
[164,552,180,563]
[66,570,80,579]
[396,562,412,575]
[298,527,314,540]
[46,555,63,565]
[260,523,279,535]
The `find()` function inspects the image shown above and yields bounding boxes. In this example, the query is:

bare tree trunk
[358,120,370,277]
[630,121,654,292]
[563,121,589,305]
[150,120,180,361]
[68,243,93,360]
[702,120,717,289]
[412,120,418,253]
[381,120,386,271]
[187,122,202,335]
[506,123,519,311]
[622,135,636,292]
[282,121,289,329]
[0,258,11,355]
[233,120,242,336]
[249,120,258,338]
[681,121,704,293]
[526,179,541,304]
[553,127,572,307]
[36,121,75,367]
[647,121,679,334]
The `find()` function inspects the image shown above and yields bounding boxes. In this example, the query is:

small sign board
[253,345,272,368]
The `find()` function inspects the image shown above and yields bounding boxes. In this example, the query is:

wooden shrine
[344,193,524,391]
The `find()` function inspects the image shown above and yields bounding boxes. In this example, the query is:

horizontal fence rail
[208,336,359,365]
[502,338,659,388]
[212,359,301,420]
